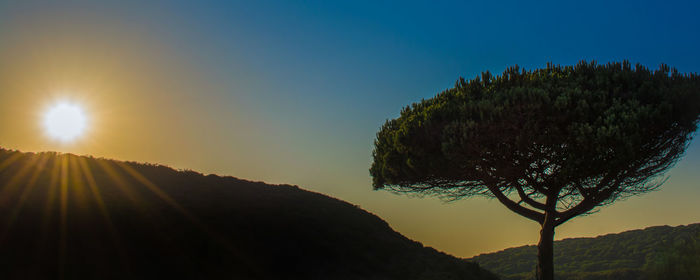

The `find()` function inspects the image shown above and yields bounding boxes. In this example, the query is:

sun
[43,102,88,142]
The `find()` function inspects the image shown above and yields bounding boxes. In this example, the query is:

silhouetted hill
[469,223,700,280]
[0,148,497,280]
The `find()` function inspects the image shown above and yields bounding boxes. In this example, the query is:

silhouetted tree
[370,61,700,280]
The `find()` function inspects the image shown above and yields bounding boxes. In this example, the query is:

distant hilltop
[470,223,700,280]
[0,148,497,280]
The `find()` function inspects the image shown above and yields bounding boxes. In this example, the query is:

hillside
[0,148,497,280]
[470,223,700,280]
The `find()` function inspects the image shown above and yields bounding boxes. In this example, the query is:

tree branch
[486,184,544,224]
[513,183,547,211]
[554,174,623,227]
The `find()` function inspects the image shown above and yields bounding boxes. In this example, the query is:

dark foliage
[0,148,498,280]
[469,223,700,280]
[371,61,700,224]
[645,228,700,280]
[370,60,700,280]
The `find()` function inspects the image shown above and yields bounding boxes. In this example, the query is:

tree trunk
[536,211,556,280]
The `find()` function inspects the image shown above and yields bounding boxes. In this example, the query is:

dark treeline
[0,148,497,280]
[470,223,700,280]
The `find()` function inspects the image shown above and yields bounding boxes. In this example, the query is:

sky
[1,0,699,258]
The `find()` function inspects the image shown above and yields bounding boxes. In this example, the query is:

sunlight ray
[0,154,49,242]
[76,157,115,227]
[0,152,25,173]
[39,154,62,232]
[114,162,202,226]
[68,156,88,210]
[94,159,143,206]
[58,155,69,279]
[0,154,41,203]
[77,157,131,273]
[114,162,247,257]
[94,160,197,264]
[35,153,62,269]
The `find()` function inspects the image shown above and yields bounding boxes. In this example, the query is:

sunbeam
[68,156,89,211]
[0,155,41,204]
[0,152,24,173]
[35,153,62,271]
[94,160,143,206]
[114,162,250,265]
[76,157,116,231]
[58,155,69,279]
[0,154,49,243]
[93,159,188,257]
[115,162,201,225]
[76,157,131,273]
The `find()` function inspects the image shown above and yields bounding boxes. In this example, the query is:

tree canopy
[371,61,700,226]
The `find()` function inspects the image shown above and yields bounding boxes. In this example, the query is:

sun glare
[43,102,88,142]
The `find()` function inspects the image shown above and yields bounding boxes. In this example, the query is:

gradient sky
[1,0,699,257]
